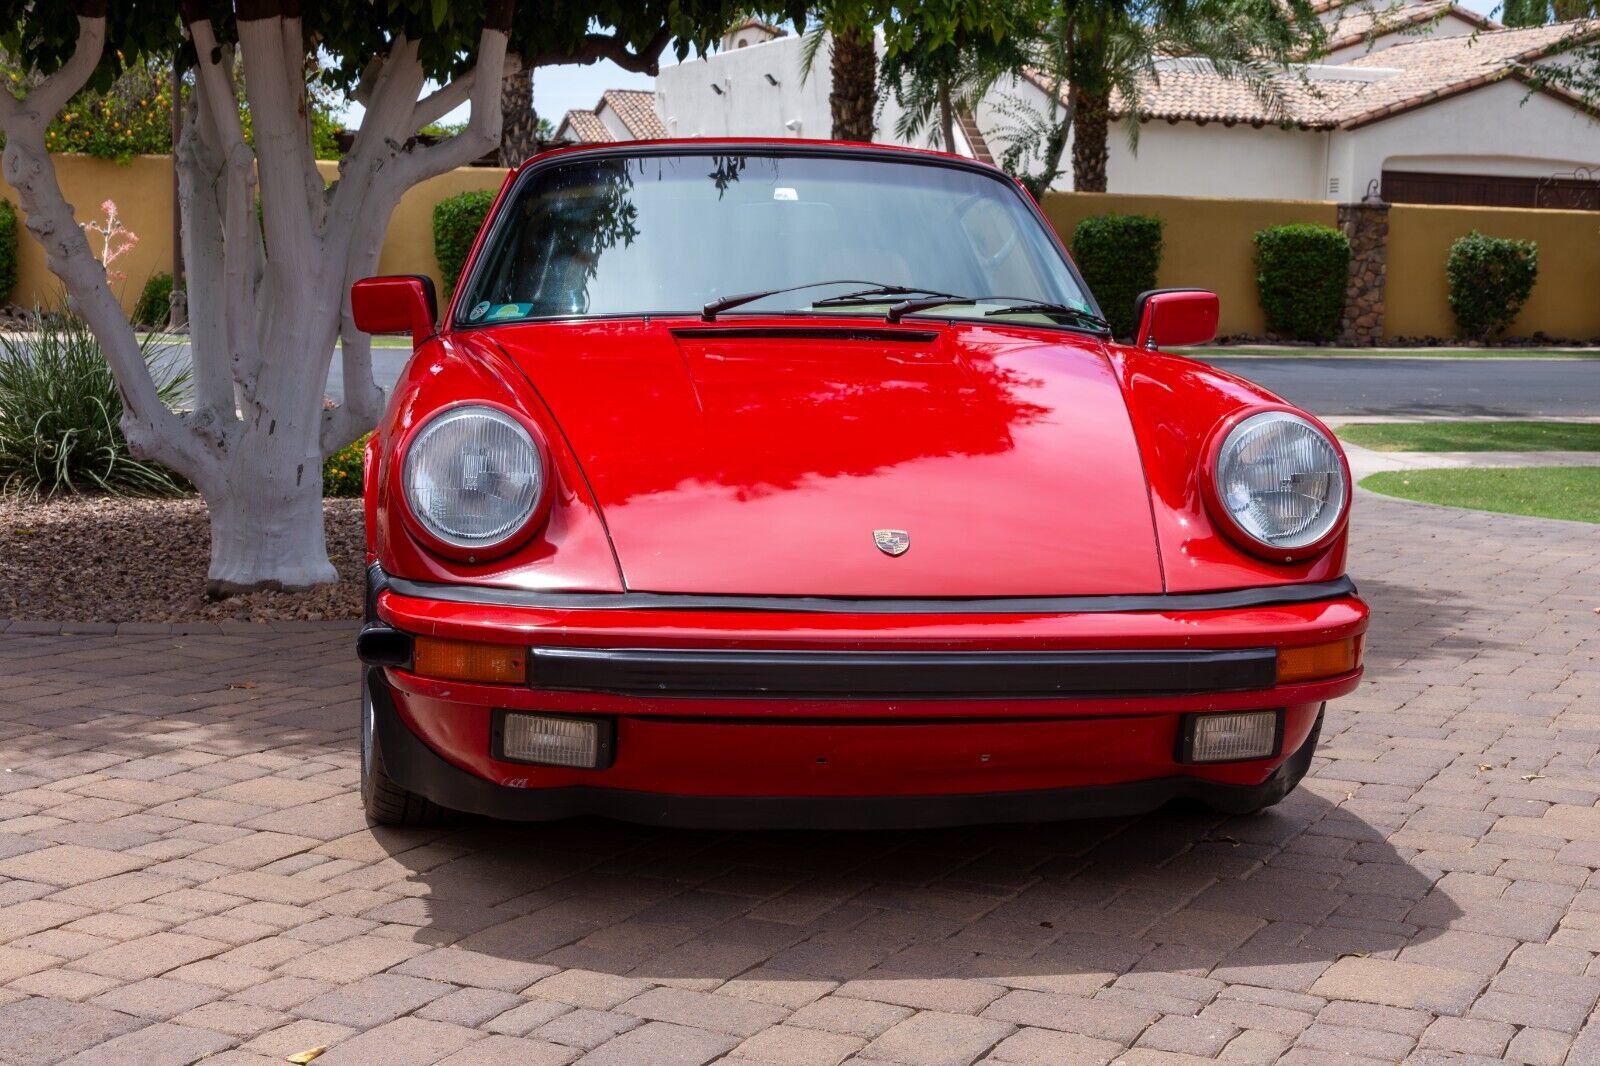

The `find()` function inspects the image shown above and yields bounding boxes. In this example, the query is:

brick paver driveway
[1,493,1596,1066]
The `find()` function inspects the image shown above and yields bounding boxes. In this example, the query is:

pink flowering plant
[80,199,137,283]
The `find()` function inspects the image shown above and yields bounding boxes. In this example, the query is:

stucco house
[980,10,1600,204]
[555,88,669,145]
[619,1,1600,206]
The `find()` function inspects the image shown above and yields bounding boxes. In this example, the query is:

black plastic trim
[377,569,1358,617]
[527,646,1276,699]
[356,624,413,670]
[365,668,1324,829]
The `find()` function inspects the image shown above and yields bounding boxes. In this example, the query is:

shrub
[322,432,368,498]
[1071,214,1164,338]
[1447,231,1538,340]
[433,189,496,301]
[1252,223,1350,342]
[0,200,16,303]
[0,311,189,496]
[133,272,175,328]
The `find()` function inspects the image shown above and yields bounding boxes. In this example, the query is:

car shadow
[1351,573,1493,681]
[366,787,1458,989]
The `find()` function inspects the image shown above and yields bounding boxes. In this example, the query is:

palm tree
[498,55,539,167]
[830,24,879,141]
[802,10,880,142]
[879,27,1021,152]
[992,0,1327,194]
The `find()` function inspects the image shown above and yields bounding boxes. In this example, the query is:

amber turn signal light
[411,637,527,684]
[1277,636,1362,684]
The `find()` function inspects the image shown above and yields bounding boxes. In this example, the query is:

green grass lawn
[1361,468,1600,523]
[1338,421,1600,452]
[1197,347,1600,359]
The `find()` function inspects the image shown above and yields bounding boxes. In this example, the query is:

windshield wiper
[811,284,963,308]
[702,279,902,321]
[984,302,1111,331]
[886,295,1110,334]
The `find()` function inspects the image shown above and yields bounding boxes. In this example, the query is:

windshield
[456,151,1096,327]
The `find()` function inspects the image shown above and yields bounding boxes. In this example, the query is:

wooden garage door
[1382,170,1600,210]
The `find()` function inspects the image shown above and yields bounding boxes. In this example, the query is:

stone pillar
[1337,201,1389,346]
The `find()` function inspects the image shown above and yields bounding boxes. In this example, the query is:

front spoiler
[367,667,1323,830]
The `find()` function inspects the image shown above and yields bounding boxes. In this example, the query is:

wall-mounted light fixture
[764,73,779,86]
[710,82,725,95]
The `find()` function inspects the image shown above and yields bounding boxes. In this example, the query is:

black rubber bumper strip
[366,667,1323,830]
[378,570,1358,616]
[526,646,1277,699]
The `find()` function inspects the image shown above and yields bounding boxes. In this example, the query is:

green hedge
[1446,231,1538,341]
[433,189,496,301]
[1071,214,1163,338]
[133,272,174,328]
[0,200,17,303]
[1252,223,1350,342]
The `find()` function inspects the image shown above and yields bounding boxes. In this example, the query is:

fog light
[495,712,613,769]
[1182,710,1279,763]
[1278,637,1361,684]
[412,638,526,684]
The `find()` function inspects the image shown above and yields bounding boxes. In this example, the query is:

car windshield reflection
[457,151,1096,328]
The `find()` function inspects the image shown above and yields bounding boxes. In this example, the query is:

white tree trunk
[0,11,509,594]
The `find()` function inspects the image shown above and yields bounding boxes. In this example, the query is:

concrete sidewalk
[1318,416,1600,480]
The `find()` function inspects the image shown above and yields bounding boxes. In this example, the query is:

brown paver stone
[573,1020,738,1065]
[1310,956,1485,1014]
[0,996,146,1064]
[2,493,1598,1064]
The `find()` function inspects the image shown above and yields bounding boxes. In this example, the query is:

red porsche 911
[351,139,1366,829]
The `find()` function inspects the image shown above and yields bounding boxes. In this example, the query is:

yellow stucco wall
[1041,192,1339,337]
[0,155,176,313]
[2,157,1596,342]
[0,154,510,315]
[1386,203,1600,341]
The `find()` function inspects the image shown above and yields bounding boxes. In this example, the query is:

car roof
[512,137,1010,179]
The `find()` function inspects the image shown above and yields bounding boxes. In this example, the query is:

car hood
[486,318,1163,597]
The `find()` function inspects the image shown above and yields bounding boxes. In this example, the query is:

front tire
[361,670,452,827]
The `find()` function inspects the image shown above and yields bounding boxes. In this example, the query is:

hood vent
[670,326,939,343]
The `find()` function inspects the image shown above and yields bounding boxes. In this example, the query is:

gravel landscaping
[0,495,364,622]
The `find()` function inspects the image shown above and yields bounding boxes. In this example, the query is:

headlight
[402,406,543,551]
[1213,411,1346,551]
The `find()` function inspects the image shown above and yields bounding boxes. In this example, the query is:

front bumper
[365,568,1366,825]
[368,665,1325,828]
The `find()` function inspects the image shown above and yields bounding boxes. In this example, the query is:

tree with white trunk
[0,0,761,594]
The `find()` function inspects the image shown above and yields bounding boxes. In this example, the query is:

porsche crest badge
[873,529,910,556]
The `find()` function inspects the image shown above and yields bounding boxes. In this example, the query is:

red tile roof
[1035,20,1600,130]
[1322,0,1492,53]
[601,89,668,140]
[560,109,613,143]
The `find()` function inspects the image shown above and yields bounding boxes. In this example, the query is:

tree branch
[412,67,480,131]
[529,27,673,75]
[188,18,265,393]
[380,25,509,194]
[0,15,210,476]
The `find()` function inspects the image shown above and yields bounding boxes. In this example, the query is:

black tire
[361,670,452,827]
